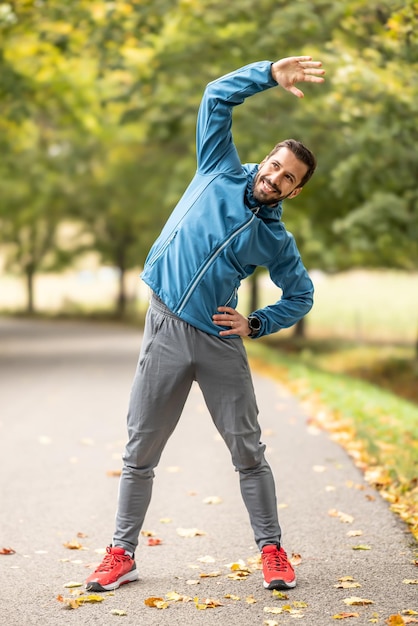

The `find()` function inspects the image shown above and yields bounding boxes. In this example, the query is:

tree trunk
[116,266,126,318]
[249,272,259,313]
[293,316,306,339]
[25,264,35,314]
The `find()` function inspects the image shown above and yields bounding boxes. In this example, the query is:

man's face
[252,147,309,206]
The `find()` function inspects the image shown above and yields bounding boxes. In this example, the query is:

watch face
[249,317,261,331]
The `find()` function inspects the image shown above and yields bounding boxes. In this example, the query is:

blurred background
[0,0,417,403]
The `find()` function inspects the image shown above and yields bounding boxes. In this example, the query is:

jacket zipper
[177,214,255,314]
[147,231,178,267]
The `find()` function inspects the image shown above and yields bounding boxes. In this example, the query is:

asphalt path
[0,317,416,626]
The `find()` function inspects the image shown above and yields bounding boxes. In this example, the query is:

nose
[269,170,283,187]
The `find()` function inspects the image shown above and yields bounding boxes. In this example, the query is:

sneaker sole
[263,578,297,590]
[86,570,139,592]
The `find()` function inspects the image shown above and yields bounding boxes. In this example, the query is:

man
[86,55,325,593]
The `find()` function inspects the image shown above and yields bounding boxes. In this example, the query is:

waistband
[150,292,182,321]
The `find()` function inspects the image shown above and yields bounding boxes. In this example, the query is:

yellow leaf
[246,595,257,604]
[343,597,374,606]
[272,590,289,600]
[193,596,222,610]
[333,612,360,619]
[352,545,371,551]
[347,530,363,537]
[264,621,279,626]
[186,579,200,585]
[141,529,155,537]
[402,579,418,584]
[144,596,166,608]
[386,615,406,625]
[57,593,104,609]
[199,571,221,578]
[63,581,83,588]
[224,594,240,600]
[335,582,361,589]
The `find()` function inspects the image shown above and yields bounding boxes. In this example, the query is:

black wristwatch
[247,315,261,337]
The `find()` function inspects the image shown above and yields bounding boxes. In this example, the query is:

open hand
[271,56,325,98]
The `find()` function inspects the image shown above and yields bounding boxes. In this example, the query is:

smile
[261,178,279,195]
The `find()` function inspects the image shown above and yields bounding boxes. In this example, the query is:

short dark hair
[267,139,317,187]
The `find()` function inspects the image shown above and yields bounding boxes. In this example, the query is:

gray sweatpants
[113,294,281,553]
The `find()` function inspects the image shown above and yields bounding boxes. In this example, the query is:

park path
[0,317,416,626]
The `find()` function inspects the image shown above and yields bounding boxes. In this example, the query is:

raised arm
[196,56,325,175]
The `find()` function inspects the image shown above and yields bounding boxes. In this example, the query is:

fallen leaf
[264,621,279,626]
[335,577,361,589]
[246,595,257,604]
[403,611,418,616]
[264,606,283,615]
[186,579,200,585]
[63,540,83,550]
[111,609,127,616]
[76,532,88,538]
[63,581,83,588]
[57,593,104,609]
[290,553,302,566]
[347,530,363,537]
[106,470,121,477]
[144,597,169,609]
[386,616,406,625]
[198,555,215,563]
[202,496,222,505]
[329,509,354,524]
[141,530,155,537]
[0,547,16,555]
[272,590,289,600]
[352,545,371,551]
[225,594,240,600]
[165,591,192,603]
[176,528,206,538]
[343,597,374,606]
[193,596,222,610]
[332,612,360,619]
[402,579,418,584]
[159,518,172,524]
[147,538,163,546]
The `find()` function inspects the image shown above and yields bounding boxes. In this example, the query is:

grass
[246,338,418,542]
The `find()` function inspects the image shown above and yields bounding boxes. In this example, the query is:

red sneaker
[85,546,138,592]
[261,545,296,590]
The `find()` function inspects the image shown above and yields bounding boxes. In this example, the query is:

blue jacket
[141,61,314,338]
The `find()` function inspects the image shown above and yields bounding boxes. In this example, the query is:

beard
[252,173,296,206]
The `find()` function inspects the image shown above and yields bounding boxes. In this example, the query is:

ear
[287,186,303,200]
